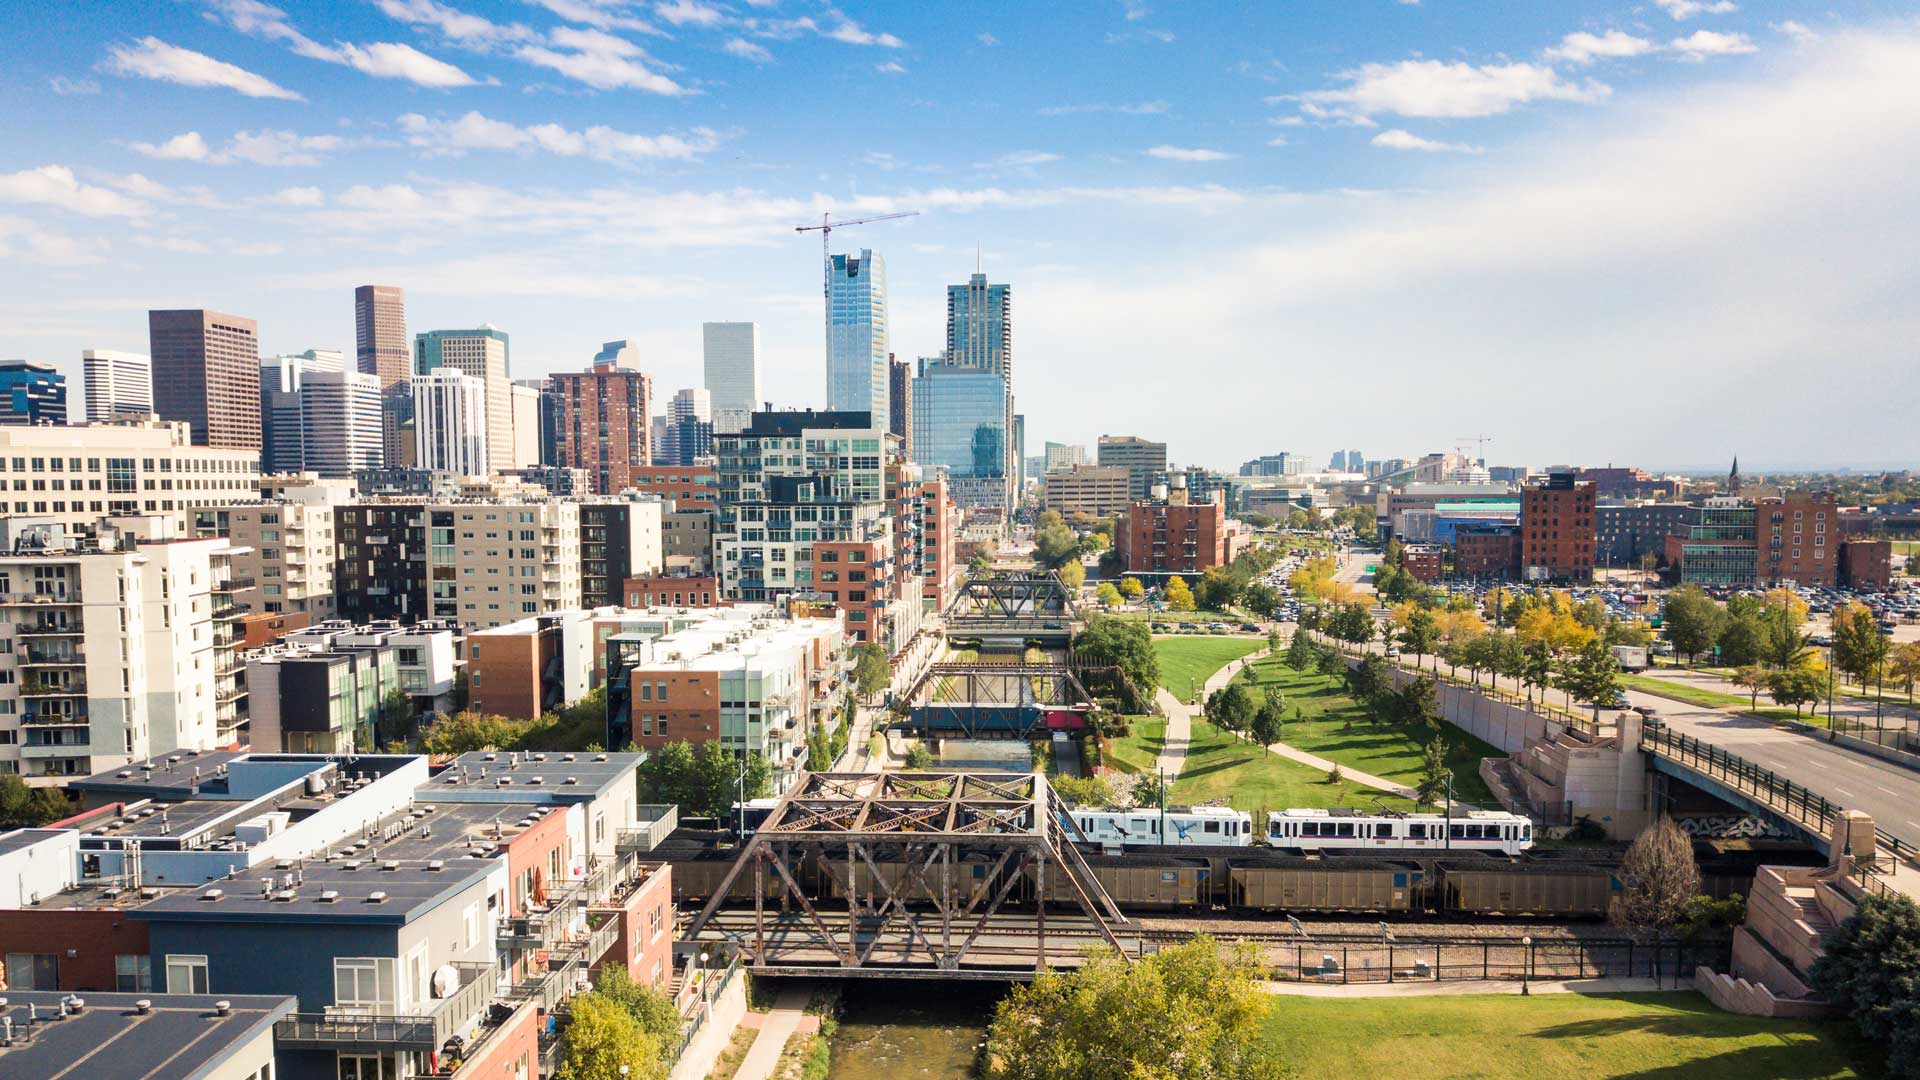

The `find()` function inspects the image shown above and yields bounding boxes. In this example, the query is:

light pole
[1521,935,1532,995]
[1443,771,1454,851]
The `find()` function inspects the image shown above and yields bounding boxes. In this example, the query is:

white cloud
[134,129,344,166]
[1655,0,1737,19]
[1545,30,1656,65]
[723,38,772,62]
[48,76,100,95]
[1669,30,1758,60]
[1267,136,1288,147]
[983,150,1064,168]
[875,61,906,74]
[1371,129,1485,153]
[0,216,100,265]
[1146,145,1232,161]
[977,33,999,46]
[131,132,214,161]
[0,165,150,217]
[267,186,325,206]
[333,41,480,86]
[526,0,662,36]
[205,1,482,86]
[747,11,905,48]
[1038,101,1169,116]
[371,0,536,44]
[103,37,303,100]
[1293,59,1609,122]
[655,0,726,28]
[398,111,721,160]
[1773,21,1819,44]
[515,28,689,94]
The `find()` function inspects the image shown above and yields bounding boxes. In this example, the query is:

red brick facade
[1117,497,1228,577]
[1841,539,1893,589]
[1454,526,1522,580]
[1756,491,1839,585]
[1520,476,1595,582]
[623,574,722,608]
[1401,545,1445,582]
[814,540,888,644]
[629,465,716,510]
[554,362,652,495]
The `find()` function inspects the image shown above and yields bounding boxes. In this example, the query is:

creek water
[933,740,1031,772]
[824,980,1003,1079]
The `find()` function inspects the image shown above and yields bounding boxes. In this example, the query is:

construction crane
[794,211,920,296]
[1456,434,1493,462]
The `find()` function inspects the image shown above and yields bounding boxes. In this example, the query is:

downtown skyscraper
[702,321,760,434]
[825,250,889,421]
[909,270,1015,512]
[149,308,262,449]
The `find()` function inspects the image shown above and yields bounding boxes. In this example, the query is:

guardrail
[276,961,494,1052]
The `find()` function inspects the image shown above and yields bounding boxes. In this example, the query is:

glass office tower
[826,250,889,420]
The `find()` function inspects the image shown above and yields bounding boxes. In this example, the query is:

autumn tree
[555,992,667,1080]
[1118,576,1145,600]
[1164,575,1196,611]
[1616,817,1701,933]
[1732,664,1771,711]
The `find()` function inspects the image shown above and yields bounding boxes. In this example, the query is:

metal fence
[1641,724,1842,835]
[1260,936,1724,986]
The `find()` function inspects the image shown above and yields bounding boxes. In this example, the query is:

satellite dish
[431,964,460,998]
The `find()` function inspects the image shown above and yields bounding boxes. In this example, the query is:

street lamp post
[1521,934,1533,996]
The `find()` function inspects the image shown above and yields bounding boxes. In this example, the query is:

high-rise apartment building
[660,387,711,467]
[1044,442,1088,472]
[946,272,1012,378]
[911,358,1011,512]
[553,360,652,495]
[1097,434,1169,501]
[702,322,760,434]
[0,531,250,781]
[82,349,153,422]
[334,500,584,628]
[193,499,340,620]
[1519,472,1597,582]
[825,250,889,419]
[300,370,383,478]
[258,352,346,474]
[515,377,561,466]
[594,339,639,367]
[148,308,261,449]
[0,360,68,426]
[0,419,260,534]
[411,368,490,476]
[510,382,541,468]
[888,355,912,459]
[1116,480,1229,579]
[415,326,511,473]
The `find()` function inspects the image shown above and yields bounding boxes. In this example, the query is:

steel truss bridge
[682,771,1138,979]
[941,570,1080,647]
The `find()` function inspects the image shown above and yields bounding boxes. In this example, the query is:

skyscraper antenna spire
[976,241,982,275]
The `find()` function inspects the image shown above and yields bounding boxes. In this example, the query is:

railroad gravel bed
[1135,913,1643,942]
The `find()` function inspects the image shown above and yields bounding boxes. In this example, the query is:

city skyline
[0,3,1916,468]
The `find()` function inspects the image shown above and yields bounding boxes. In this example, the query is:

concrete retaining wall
[668,970,749,1080]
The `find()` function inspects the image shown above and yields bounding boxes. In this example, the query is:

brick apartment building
[1756,491,1841,585]
[630,464,717,510]
[1401,544,1445,582]
[554,360,652,495]
[1520,472,1596,582]
[1116,478,1228,579]
[624,573,722,607]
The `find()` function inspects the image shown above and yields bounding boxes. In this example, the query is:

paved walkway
[1260,739,1414,799]
[1262,976,1669,998]
[731,986,812,1080]
[1154,647,1272,779]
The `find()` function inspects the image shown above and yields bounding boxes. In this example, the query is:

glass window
[166,954,210,994]
[5,952,58,990]
[333,957,396,1012]
[116,953,152,992]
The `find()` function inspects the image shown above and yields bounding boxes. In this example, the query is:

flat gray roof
[69,750,248,799]
[422,750,641,803]
[0,991,293,1080]
[133,857,491,926]
[0,828,69,858]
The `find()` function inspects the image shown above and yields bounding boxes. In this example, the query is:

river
[824,980,1003,1079]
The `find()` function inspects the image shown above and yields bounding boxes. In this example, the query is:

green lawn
[931,647,978,702]
[1113,715,1415,815]
[1620,674,1824,725]
[1262,992,1881,1080]
[1240,659,1501,806]
[1153,636,1267,702]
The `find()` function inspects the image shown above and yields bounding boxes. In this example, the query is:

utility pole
[1443,771,1454,850]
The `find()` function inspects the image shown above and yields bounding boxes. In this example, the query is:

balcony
[21,645,85,666]
[17,623,82,638]
[21,678,87,697]
[0,592,78,607]
[215,576,257,592]
[275,961,497,1054]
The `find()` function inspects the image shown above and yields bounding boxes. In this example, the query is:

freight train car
[1230,858,1422,914]
[1436,860,1614,917]
[1033,855,1212,911]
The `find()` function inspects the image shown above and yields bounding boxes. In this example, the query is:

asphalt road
[1627,686,1920,843]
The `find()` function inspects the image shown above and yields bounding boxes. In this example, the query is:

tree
[1415,738,1450,810]
[1164,575,1196,611]
[1252,692,1287,747]
[1397,607,1441,668]
[1768,663,1826,717]
[1811,894,1920,1080]
[376,688,418,749]
[555,992,666,1080]
[1731,664,1771,711]
[1118,576,1145,600]
[1314,644,1346,687]
[1761,604,1814,670]
[1196,566,1244,612]
[1284,630,1318,672]
[1094,581,1122,608]
[1662,586,1724,664]
[1073,615,1159,691]
[1206,682,1261,733]
[1033,522,1081,569]
[904,743,935,768]
[805,727,833,772]
[1554,637,1624,720]
[1346,654,1393,706]
[852,642,891,702]
[420,710,544,755]
[984,936,1279,1080]
[1616,817,1700,933]
[1716,612,1766,668]
[1520,641,1555,706]
[0,775,70,828]
[1057,559,1086,591]
[1329,602,1374,646]
[1392,676,1441,730]
[1892,641,1920,702]
[1833,601,1891,689]
[591,965,681,1060]
[1246,582,1283,618]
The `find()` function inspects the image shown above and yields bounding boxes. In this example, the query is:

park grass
[1103,717,1165,775]
[1152,636,1267,702]
[1261,991,1882,1080]
[1127,716,1415,814]
[1240,658,1501,806]
[1620,673,1827,725]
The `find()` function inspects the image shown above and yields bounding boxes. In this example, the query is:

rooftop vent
[214,1001,231,1017]
[563,777,579,786]
[380,861,398,872]
[318,890,340,903]
[199,889,223,902]
[594,753,609,762]
[366,891,388,904]
[134,999,151,1015]
[427,860,444,872]
[527,776,544,786]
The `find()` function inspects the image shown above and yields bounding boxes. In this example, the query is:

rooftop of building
[68,750,250,799]
[132,855,493,925]
[735,409,878,436]
[420,750,643,804]
[611,612,840,674]
[0,828,70,859]
[0,991,294,1080]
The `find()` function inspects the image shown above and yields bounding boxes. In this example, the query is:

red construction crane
[794,211,920,296]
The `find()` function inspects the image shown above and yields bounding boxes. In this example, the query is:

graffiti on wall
[1674,814,1796,841]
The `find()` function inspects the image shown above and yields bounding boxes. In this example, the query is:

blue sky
[0,0,1915,470]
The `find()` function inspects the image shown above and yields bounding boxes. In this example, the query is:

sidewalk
[731,986,815,1080]
[1260,740,1413,799]
[1155,647,1271,779]
[1262,976,1670,998]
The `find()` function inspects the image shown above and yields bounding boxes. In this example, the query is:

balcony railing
[215,576,257,591]
[21,646,85,665]
[275,961,495,1053]
[0,592,78,606]
[17,623,82,637]
[21,679,87,697]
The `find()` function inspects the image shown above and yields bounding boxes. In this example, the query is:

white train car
[1069,805,1253,849]
[1268,807,1533,856]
